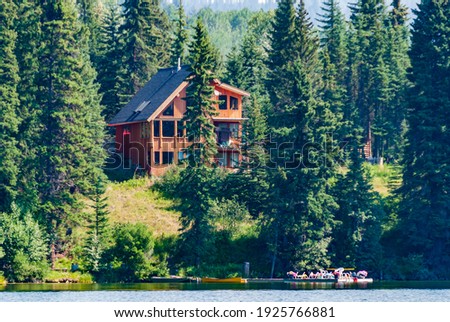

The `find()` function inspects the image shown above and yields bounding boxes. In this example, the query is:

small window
[162,103,174,116]
[154,151,160,165]
[215,152,228,167]
[178,150,187,162]
[219,95,227,110]
[141,122,150,139]
[229,123,239,138]
[162,121,175,137]
[162,152,174,164]
[230,96,238,110]
[154,120,160,137]
[177,120,184,137]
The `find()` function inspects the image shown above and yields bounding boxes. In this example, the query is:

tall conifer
[183,17,219,166]
[171,0,188,66]
[97,3,126,122]
[37,0,106,264]
[0,0,21,212]
[14,0,42,211]
[121,0,172,94]
[397,0,450,278]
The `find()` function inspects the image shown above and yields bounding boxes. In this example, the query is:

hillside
[106,178,181,236]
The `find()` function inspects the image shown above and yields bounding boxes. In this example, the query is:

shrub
[0,204,49,282]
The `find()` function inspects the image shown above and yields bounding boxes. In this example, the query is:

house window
[154,120,160,137]
[162,152,174,164]
[178,149,187,162]
[162,121,175,137]
[229,123,239,138]
[230,96,238,110]
[162,103,174,116]
[231,152,239,168]
[177,120,184,137]
[154,151,160,165]
[219,95,227,110]
[140,122,150,139]
[215,152,228,167]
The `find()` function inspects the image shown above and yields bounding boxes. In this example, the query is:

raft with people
[284,268,373,284]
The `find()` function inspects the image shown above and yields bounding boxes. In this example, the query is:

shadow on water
[2,280,450,292]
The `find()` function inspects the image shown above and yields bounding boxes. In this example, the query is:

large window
[177,120,184,137]
[219,95,227,110]
[154,120,160,137]
[229,123,239,138]
[162,152,174,164]
[162,103,174,116]
[230,96,238,110]
[162,121,175,137]
[154,151,160,165]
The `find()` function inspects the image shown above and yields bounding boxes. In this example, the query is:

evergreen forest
[0,0,449,283]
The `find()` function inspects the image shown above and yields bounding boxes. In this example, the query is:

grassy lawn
[365,163,402,197]
[106,177,181,236]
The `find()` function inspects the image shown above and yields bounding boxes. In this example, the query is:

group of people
[286,268,369,280]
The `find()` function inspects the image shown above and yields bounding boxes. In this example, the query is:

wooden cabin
[108,65,250,176]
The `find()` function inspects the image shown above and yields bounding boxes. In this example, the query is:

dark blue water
[1,281,449,302]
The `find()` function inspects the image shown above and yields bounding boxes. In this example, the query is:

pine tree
[13,0,42,212]
[121,0,172,94]
[330,145,384,272]
[263,1,338,275]
[183,17,219,166]
[36,0,106,265]
[382,0,410,162]
[265,0,297,114]
[0,0,21,213]
[76,0,102,66]
[318,0,348,140]
[348,0,389,159]
[97,3,127,122]
[397,0,450,278]
[171,0,188,66]
[84,178,109,272]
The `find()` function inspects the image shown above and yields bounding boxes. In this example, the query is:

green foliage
[330,146,385,273]
[0,0,21,212]
[13,0,42,213]
[171,0,189,65]
[104,223,162,281]
[183,18,220,166]
[0,204,48,282]
[83,178,110,273]
[121,0,172,94]
[395,0,450,278]
[97,3,127,122]
[36,0,106,264]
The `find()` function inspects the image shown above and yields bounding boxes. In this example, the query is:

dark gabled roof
[109,65,191,125]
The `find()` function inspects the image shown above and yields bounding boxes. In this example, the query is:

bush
[0,204,49,282]
[103,223,168,281]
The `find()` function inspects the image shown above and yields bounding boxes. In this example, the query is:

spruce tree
[76,0,101,66]
[183,17,219,166]
[264,1,338,275]
[330,145,384,272]
[97,3,127,122]
[14,0,42,211]
[36,0,106,265]
[382,0,410,162]
[84,178,109,273]
[397,0,450,278]
[171,0,188,66]
[121,0,172,94]
[0,0,21,213]
[348,0,389,159]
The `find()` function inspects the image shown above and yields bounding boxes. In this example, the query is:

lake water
[1,281,450,302]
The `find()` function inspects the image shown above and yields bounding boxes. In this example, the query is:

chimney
[177,57,181,72]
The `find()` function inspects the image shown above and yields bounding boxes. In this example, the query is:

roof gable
[109,65,191,125]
